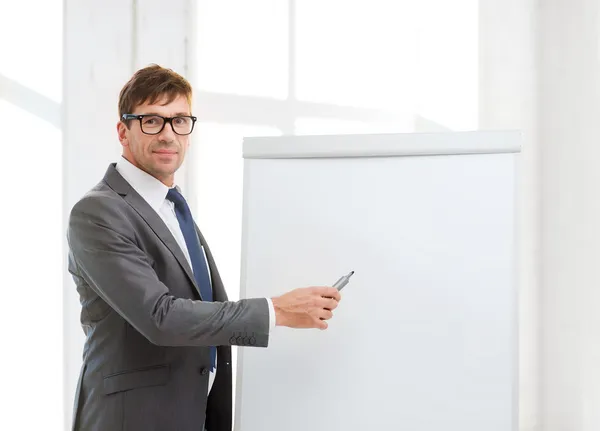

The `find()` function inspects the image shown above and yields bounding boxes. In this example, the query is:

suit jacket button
[199,367,209,376]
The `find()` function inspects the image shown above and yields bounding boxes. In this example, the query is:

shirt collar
[115,156,179,212]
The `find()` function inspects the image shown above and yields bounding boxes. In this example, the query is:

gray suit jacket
[67,163,270,431]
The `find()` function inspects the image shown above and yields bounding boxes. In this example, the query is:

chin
[156,165,178,176]
[143,162,176,179]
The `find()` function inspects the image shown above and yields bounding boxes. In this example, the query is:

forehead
[134,94,191,116]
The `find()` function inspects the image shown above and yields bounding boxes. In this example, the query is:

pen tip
[350,271,354,275]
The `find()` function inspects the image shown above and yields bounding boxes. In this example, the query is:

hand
[271,286,342,330]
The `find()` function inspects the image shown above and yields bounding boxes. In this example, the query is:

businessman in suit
[67,64,342,431]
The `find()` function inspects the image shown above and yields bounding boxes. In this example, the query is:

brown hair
[118,64,193,120]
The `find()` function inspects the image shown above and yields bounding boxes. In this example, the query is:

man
[67,64,342,431]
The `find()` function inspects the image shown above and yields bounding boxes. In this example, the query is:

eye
[173,117,189,125]
[142,116,161,125]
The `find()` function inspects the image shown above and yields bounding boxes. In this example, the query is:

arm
[67,194,269,347]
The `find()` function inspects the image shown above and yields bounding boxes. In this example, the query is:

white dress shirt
[116,156,276,393]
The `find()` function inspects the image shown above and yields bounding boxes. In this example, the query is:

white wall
[539,1,600,430]
[479,1,539,430]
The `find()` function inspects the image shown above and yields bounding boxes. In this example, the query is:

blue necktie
[167,187,216,371]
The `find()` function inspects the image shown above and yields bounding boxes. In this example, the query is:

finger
[313,286,341,301]
[314,317,328,330]
[317,309,334,320]
[316,297,339,311]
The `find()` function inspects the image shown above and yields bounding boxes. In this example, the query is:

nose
[157,120,177,141]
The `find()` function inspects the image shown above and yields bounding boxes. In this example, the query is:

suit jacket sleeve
[67,193,270,348]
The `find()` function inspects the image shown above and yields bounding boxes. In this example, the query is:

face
[117,94,191,187]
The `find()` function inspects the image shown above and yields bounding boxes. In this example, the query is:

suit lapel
[103,164,204,299]
[127,192,205,300]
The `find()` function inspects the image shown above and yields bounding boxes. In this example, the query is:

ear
[117,121,129,147]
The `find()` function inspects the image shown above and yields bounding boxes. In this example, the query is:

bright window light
[0,100,63,430]
[294,117,413,135]
[0,0,63,103]
[196,0,289,99]
[415,0,479,130]
[295,0,419,112]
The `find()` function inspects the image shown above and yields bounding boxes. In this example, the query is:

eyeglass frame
[121,113,198,136]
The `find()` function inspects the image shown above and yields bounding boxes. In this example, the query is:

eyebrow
[141,112,192,117]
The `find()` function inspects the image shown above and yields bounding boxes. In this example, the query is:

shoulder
[68,180,134,235]
[71,180,122,214]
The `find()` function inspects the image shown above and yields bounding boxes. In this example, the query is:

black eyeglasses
[122,114,197,135]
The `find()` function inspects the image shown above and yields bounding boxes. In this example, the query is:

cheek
[180,139,190,153]
[133,138,153,154]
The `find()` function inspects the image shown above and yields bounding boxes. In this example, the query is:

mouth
[153,149,178,155]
